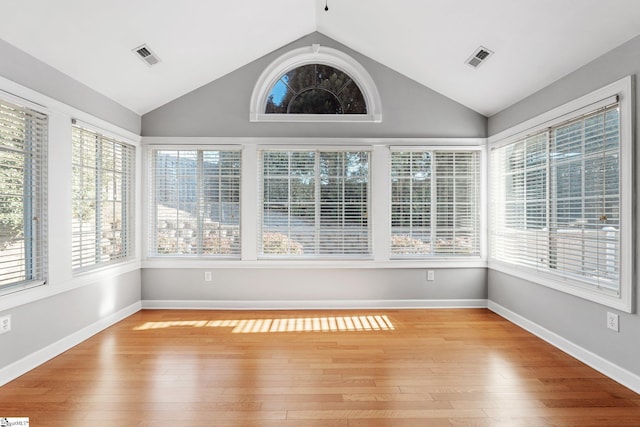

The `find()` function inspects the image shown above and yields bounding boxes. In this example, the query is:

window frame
[142,138,486,269]
[0,96,48,294]
[250,44,382,123]
[147,145,242,259]
[71,122,136,272]
[390,147,482,259]
[258,146,372,259]
[488,76,634,312]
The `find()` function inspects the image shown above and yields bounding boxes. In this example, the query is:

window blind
[491,103,620,291]
[150,149,241,257]
[0,98,47,289]
[390,150,480,257]
[72,124,135,270]
[260,149,370,257]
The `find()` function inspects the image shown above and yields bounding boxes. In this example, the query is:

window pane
[391,150,480,257]
[0,100,47,289]
[72,125,134,270]
[151,149,241,257]
[260,150,370,257]
[265,64,367,115]
[491,104,620,290]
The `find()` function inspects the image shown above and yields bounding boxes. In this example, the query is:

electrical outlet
[0,315,11,334]
[427,270,435,281]
[606,312,619,332]
[204,271,212,282]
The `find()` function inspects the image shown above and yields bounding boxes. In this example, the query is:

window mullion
[430,152,437,255]
[196,150,205,255]
[314,151,321,255]
[94,135,102,265]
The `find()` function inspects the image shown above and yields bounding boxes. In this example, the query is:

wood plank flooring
[0,309,638,426]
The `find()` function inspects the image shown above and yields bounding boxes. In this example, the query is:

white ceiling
[2,0,640,117]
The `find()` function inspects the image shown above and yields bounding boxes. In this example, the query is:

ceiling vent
[465,46,494,68]
[132,44,161,67]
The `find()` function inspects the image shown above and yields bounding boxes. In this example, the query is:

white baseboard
[488,300,640,394]
[0,301,141,387]
[142,299,488,310]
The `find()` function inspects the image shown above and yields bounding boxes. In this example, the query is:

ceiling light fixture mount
[324,0,328,11]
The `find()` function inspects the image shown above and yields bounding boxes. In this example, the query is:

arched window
[250,44,382,122]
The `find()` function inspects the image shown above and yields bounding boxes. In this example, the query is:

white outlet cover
[607,312,619,332]
[0,315,11,334]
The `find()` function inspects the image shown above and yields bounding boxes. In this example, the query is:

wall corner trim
[488,300,640,394]
[0,301,141,387]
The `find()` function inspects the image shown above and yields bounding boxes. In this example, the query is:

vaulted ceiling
[3,0,640,117]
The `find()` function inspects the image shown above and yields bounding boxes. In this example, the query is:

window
[0,98,47,291]
[391,149,481,257]
[259,149,370,257]
[489,77,632,311]
[149,148,241,257]
[266,64,367,115]
[250,44,381,122]
[72,124,135,270]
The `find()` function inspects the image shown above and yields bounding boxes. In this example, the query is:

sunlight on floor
[134,314,395,333]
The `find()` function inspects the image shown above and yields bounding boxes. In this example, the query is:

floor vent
[133,44,161,67]
[466,46,494,68]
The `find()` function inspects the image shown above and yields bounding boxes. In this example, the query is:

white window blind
[150,149,241,257]
[0,98,47,290]
[491,103,621,291]
[72,124,135,270]
[390,150,481,257]
[260,149,370,257]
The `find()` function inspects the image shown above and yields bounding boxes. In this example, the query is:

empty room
[1,0,639,425]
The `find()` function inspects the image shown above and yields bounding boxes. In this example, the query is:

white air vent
[132,44,161,67]
[465,46,494,68]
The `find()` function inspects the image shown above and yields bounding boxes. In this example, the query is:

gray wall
[0,39,140,135]
[142,268,487,304]
[0,270,140,369]
[141,32,488,305]
[142,32,487,138]
[0,40,142,373]
[487,34,640,377]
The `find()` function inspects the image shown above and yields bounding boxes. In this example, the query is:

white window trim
[258,146,373,259]
[0,75,142,312]
[142,137,486,269]
[389,146,484,260]
[250,44,382,123]
[0,94,48,295]
[146,145,242,259]
[71,122,136,272]
[488,76,634,313]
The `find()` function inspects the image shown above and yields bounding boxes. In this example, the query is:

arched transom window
[266,64,367,115]
[250,44,382,122]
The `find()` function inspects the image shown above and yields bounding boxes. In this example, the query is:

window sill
[142,257,487,269]
[488,260,632,313]
[0,260,141,312]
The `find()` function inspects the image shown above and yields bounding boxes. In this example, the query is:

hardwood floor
[0,309,638,426]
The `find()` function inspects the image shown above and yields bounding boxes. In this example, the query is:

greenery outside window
[259,149,370,257]
[0,98,47,291]
[266,64,367,115]
[72,124,135,270]
[391,149,481,257]
[250,44,382,122]
[489,76,633,312]
[149,148,241,257]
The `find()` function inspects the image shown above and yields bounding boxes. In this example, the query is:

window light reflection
[134,315,395,333]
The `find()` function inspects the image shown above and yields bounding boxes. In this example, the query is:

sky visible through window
[266,64,367,114]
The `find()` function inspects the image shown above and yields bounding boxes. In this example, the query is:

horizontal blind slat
[0,98,47,290]
[491,104,620,289]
